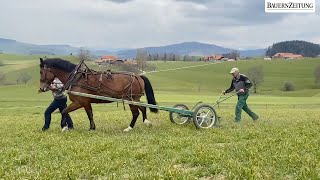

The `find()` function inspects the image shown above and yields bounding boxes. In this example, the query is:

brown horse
[39,58,158,132]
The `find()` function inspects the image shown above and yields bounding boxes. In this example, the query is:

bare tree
[0,73,5,84]
[117,63,139,74]
[148,54,153,61]
[232,50,240,60]
[17,73,32,84]
[315,65,320,86]
[167,53,172,61]
[78,47,91,61]
[247,66,264,93]
[225,50,240,60]
[163,53,167,62]
[175,54,181,61]
[136,49,148,71]
[183,55,192,61]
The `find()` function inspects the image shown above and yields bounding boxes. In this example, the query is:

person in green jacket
[223,67,259,122]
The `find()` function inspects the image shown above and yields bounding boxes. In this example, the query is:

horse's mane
[40,58,77,73]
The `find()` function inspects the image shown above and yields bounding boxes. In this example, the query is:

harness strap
[63,61,144,100]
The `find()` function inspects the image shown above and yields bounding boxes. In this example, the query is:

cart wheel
[193,104,218,129]
[169,104,191,124]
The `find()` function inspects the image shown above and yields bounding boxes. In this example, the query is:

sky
[0,0,319,50]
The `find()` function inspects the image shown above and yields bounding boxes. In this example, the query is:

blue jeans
[44,97,73,129]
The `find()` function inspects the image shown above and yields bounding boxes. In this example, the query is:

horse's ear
[40,58,44,65]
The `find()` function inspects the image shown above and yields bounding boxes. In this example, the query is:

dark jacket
[225,74,252,95]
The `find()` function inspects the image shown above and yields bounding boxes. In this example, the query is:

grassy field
[0,98,319,179]
[0,55,320,179]
[147,59,320,96]
[1,55,320,96]
[0,54,79,83]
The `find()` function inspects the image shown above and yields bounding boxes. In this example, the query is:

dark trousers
[235,93,258,122]
[44,97,73,129]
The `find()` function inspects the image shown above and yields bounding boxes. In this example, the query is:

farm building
[207,54,224,61]
[272,53,303,59]
[95,55,118,65]
[124,59,137,65]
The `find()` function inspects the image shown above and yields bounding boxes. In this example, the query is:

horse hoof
[61,126,68,132]
[42,127,49,131]
[144,119,152,127]
[123,126,133,132]
[89,128,96,131]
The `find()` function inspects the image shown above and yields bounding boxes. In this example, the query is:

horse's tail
[140,75,158,113]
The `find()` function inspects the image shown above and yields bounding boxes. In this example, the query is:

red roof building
[273,53,303,59]
[207,54,224,61]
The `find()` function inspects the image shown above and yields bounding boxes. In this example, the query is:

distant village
[95,52,308,65]
[95,55,137,65]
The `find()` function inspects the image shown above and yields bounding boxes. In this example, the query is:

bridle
[40,66,55,91]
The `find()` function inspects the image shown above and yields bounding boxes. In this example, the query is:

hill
[240,49,266,57]
[145,59,320,96]
[1,54,320,97]
[0,57,319,180]
[0,38,266,58]
[116,42,266,58]
[0,38,80,55]
[266,40,320,57]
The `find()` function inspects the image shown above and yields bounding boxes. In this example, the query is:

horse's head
[38,58,56,93]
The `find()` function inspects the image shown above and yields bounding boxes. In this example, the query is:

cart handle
[213,92,238,107]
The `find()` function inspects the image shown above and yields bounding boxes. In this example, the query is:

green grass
[0,54,43,61]
[1,54,320,96]
[147,59,320,96]
[149,61,208,70]
[0,55,320,178]
[0,55,79,83]
[0,100,319,179]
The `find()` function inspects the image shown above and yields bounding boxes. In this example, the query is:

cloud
[0,0,318,49]
[174,0,212,4]
[176,0,289,26]
[106,0,133,3]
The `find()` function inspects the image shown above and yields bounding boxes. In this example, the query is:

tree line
[266,40,320,57]
[140,50,240,61]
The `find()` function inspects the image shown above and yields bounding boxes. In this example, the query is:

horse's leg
[83,104,96,130]
[138,106,152,127]
[61,102,82,130]
[124,105,140,132]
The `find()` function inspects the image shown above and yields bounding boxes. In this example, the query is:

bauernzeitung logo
[265,0,315,13]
